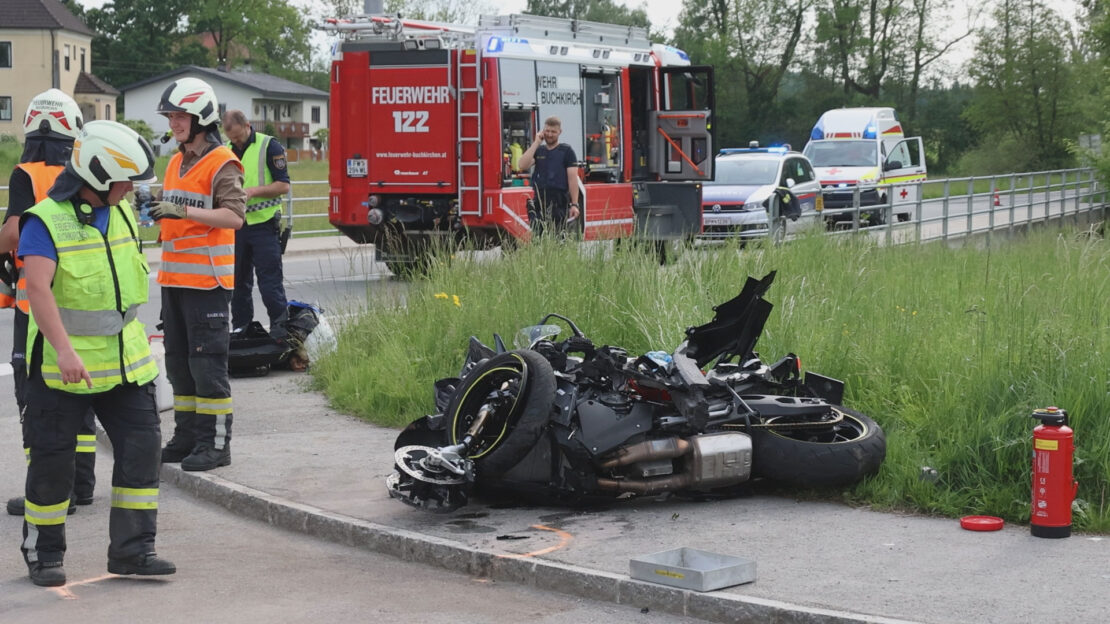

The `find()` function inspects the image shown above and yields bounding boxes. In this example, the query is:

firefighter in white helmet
[3,89,99,519]
[149,77,246,471]
[19,120,174,586]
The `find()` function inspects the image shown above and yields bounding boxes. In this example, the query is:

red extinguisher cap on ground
[960,515,1005,531]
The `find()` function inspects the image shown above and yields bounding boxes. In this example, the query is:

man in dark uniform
[516,116,580,237]
[222,109,291,338]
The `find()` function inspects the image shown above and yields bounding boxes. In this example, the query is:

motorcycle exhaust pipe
[596,473,695,495]
[597,438,690,470]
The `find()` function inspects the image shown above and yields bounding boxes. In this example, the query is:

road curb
[156,461,916,624]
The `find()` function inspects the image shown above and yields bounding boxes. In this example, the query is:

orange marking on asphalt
[495,523,573,559]
[46,573,118,599]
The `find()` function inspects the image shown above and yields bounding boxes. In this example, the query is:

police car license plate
[347,159,368,177]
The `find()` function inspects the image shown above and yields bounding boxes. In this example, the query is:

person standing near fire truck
[222,109,290,339]
[150,78,246,472]
[3,90,97,518]
[19,120,174,585]
[516,116,580,236]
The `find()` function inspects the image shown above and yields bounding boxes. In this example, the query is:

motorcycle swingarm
[732,394,835,419]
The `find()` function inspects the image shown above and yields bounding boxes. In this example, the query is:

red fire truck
[322,12,714,271]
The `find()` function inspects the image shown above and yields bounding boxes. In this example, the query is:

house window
[81,49,86,72]
[64,44,70,71]
[0,96,12,121]
[311,106,321,124]
[105,104,111,120]
[0,42,11,68]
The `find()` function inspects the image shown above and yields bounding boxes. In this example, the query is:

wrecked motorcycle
[388,272,886,512]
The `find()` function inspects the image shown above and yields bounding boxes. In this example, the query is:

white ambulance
[802,107,926,225]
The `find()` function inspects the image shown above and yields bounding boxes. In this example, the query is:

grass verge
[310,226,1110,531]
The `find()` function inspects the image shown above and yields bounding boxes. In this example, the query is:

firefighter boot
[181,444,231,472]
[28,560,66,587]
[108,552,176,576]
[8,496,76,516]
[160,435,195,463]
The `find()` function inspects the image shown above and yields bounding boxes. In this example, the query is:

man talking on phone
[516,116,580,237]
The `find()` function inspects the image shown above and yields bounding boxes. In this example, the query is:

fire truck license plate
[347,159,368,178]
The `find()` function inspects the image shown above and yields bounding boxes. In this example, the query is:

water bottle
[136,183,154,227]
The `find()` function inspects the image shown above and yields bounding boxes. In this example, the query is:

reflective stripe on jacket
[24,198,158,394]
[9,163,64,312]
[158,147,241,290]
[230,133,282,226]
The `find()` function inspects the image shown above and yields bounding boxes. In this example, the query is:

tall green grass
[311,227,1110,530]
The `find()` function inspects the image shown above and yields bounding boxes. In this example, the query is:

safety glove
[149,201,188,221]
[0,252,15,289]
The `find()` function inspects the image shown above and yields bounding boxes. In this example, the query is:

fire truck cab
[323,13,714,270]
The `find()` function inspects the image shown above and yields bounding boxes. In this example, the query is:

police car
[700,144,823,241]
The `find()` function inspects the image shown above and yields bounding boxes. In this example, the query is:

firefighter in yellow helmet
[3,89,99,519]
[19,120,174,586]
[150,77,246,471]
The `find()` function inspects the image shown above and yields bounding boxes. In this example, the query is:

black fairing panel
[684,271,776,369]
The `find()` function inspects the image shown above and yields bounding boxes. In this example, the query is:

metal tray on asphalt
[629,547,756,592]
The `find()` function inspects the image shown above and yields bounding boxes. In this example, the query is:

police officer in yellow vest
[3,89,98,519]
[150,78,246,472]
[18,120,175,587]
[222,109,290,337]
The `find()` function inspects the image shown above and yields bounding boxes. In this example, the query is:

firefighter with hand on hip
[18,120,175,586]
[3,90,99,519]
[222,109,291,339]
[516,116,580,237]
[151,77,246,471]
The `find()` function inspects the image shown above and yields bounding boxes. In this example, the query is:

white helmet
[157,77,220,126]
[24,89,84,140]
[70,120,157,192]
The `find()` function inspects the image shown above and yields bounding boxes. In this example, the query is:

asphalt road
[0,412,705,624]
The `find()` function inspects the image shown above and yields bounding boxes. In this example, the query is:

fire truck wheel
[445,349,555,476]
[750,406,886,487]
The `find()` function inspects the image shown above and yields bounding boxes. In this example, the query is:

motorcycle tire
[750,406,885,487]
[445,349,555,476]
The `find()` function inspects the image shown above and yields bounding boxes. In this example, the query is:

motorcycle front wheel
[750,406,886,487]
[445,349,555,476]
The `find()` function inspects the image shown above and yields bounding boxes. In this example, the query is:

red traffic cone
[993,188,1001,206]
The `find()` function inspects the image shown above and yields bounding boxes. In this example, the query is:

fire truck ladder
[457,49,482,217]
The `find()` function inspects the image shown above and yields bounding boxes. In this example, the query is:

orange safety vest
[158,146,241,290]
[9,162,64,312]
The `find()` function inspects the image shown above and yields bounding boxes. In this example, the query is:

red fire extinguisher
[1030,407,1078,538]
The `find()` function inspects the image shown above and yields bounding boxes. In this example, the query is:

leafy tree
[963,0,1080,169]
[189,0,313,71]
[673,0,812,147]
[813,0,909,100]
[119,117,156,142]
[382,0,494,24]
[84,0,210,90]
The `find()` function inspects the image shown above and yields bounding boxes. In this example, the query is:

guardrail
[2,168,1105,246]
[769,167,1107,247]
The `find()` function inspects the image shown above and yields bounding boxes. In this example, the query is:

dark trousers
[161,287,233,450]
[21,375,160,564]
[231,216,288,331]
[528,188,572,238]
[13,310,95,499]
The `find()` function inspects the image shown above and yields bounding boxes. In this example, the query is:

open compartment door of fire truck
[634,64,714,241]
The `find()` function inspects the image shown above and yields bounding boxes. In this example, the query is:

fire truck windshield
[803,140,877,168]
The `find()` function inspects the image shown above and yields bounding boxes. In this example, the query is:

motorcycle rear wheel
[445,349,555,476]
[750,406,885,487]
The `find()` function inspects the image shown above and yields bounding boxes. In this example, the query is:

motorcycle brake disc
[394,445,468,485]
